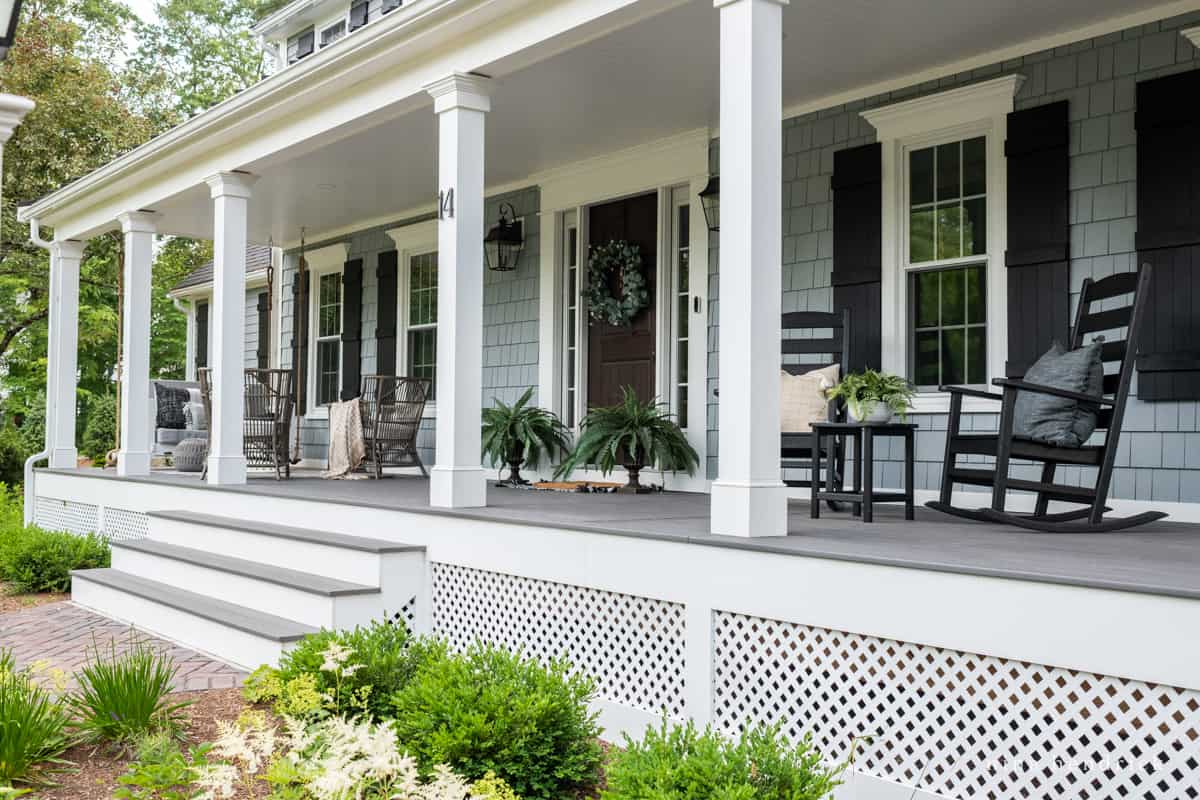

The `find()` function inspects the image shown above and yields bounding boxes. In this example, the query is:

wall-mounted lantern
[484,202,525,272]
[698,176,719,233]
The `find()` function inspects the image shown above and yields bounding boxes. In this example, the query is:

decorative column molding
[1182,26,1200,50]
[424,72,490,508]
[710,0,789,538]
[0,95,33,210]
[47,240,85,469]
[116,211,157,477]
[205,171,258,485]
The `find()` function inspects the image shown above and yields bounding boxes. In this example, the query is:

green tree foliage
[0,0,264,457]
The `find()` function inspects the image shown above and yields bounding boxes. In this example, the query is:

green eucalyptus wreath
[586,240,649,327]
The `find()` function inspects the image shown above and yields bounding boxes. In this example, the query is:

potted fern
[481,387,571,487]
[823,369,915,423]
[556,386,699,493]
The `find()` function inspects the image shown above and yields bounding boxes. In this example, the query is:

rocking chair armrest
[939,384,1003,401]
[990,377,1115,406]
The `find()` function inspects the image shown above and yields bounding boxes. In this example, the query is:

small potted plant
[824,369,915,423]
[481,387,571,487]
[556,386,699,493]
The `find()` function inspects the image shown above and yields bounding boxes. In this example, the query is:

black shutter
[1135,69,1200,400]
[831,142,882,372]
[1004,100,1071,378]
[376,250,398,376]
[291,269,311,415]
[256,292,270,369]
[195,301,209,371]
[341,259,364,400]
[382,0,400,13]
[349,0,368,30]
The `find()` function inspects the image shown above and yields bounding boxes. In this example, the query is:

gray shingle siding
[277,187,540,464]
[706,11,1200,499]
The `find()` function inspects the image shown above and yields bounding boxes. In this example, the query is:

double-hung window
[406,251,438,399]
[907,136,988,387]
[315,271,342,406]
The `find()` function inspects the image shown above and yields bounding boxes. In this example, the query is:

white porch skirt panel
[712,610,1199,800]
[33,495,149,542]
[430,561,686,718]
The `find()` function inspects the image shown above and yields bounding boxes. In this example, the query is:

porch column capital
[117,211,158,235]
[424,72,491,115]
[0,94,35,143]
[713,0,787,7]
[48,240,85,261]
[206,171,258,199]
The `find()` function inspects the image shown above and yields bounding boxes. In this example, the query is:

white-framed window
[560,210,581,428]
[668,187,690,428]
[314,270,343,406]
[862,75,1020,410]
[319,18,346,47]
[406,250,438,399]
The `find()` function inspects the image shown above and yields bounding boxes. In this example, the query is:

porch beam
[116,212,156,477]
[205,172,257,485]
[710,0,788,538]
[425,73,490,509]
[47,240,85,468]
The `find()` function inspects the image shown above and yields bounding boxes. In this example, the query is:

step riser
[152,520,382,585]
[111,548,355,629]
[72,577,289,671]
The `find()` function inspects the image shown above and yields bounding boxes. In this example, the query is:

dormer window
[349,0,368,31]
[287,26,314,64]
[320,19,346,47]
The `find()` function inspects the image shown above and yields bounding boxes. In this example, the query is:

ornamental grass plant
[68,637,191,747]
[0,648,73,787]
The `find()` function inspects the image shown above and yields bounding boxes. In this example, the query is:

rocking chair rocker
[927,265,1166,533]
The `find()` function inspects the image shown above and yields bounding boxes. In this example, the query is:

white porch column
[116,212,156,476]
[205,171,257,485]
[425,73,489,508]
[47,240,85,468]
[710,0,788,538]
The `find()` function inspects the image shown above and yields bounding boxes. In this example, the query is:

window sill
[908,390,1001,416]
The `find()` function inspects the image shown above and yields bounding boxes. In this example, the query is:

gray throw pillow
[1012,341,1104,448]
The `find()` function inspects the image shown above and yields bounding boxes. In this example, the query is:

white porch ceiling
[146,0,1177,244]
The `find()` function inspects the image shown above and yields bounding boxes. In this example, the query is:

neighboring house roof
[171,245,274,293]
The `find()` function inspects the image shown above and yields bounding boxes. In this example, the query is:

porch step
[147,510,423,586]
[71,569,317,670]
[112,540,381,629]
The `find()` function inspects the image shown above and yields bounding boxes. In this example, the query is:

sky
[125,0,158,24]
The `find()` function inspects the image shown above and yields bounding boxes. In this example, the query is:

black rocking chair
[781,309,851,501]
[927,265,1165,533]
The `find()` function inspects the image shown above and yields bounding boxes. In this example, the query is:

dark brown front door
[587,192,658,408]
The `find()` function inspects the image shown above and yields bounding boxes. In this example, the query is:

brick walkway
[0,601,246,692]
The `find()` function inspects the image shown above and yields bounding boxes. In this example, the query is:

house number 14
[438,188,455,220]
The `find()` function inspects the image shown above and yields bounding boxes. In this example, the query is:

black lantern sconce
[698,176,719,233]
[484,202,525,272]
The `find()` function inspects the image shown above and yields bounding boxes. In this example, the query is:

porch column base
[710,480,788,538]
[206,455,247,486]
[430,466,486,509]
[49,447,78,469]
[117,450,151,477]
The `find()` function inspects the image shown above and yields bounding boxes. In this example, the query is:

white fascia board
[21,0,675,241]
[253,0,323,36]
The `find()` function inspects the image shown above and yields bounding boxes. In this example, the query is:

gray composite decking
[46,467,1200,601]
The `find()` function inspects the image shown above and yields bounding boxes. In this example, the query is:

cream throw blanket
[324,398,367,479]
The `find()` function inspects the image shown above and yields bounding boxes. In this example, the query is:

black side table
[810,421,917,522]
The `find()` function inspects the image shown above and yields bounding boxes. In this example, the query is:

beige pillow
[780,364,839,433]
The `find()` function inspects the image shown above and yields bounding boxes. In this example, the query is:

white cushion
[780,364,839,433]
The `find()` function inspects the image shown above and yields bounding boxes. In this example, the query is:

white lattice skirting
[712,610,1200,800]
[34,496,149,542]
[431,562,687,717]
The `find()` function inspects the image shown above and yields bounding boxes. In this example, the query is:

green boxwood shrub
[603,718,844,800]
[0,525,111,593]
[80,393,117,466]
[389,643,602,800]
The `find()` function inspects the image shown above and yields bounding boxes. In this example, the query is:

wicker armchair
[359,375,431,479]
[244,369,294,480]
[198,367,295,480]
